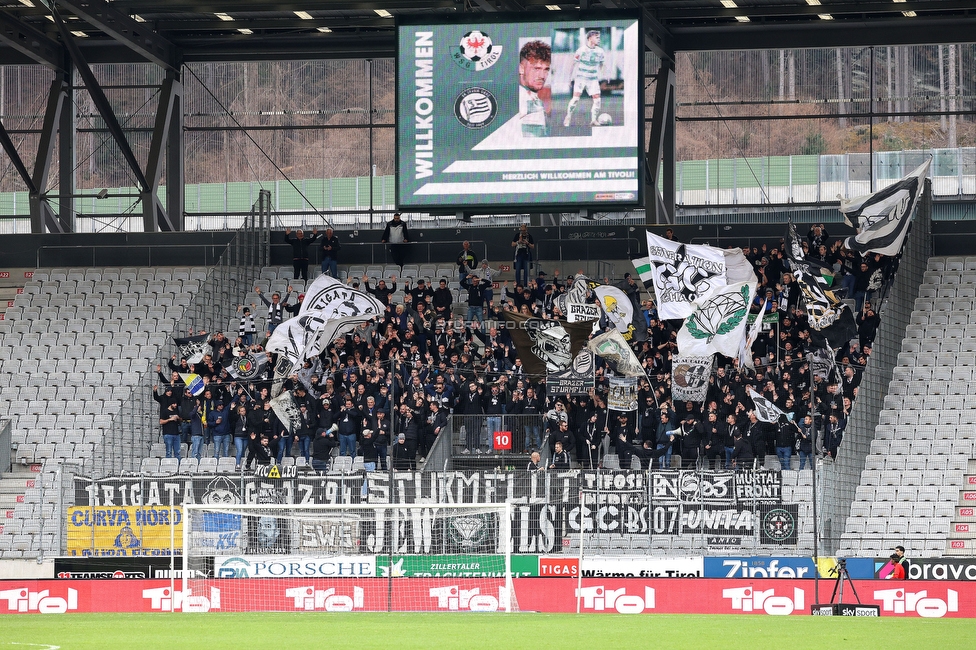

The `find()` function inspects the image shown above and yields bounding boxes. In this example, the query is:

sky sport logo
[453,30,503,71]
[454,87,497,129]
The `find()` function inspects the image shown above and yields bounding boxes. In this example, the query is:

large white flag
[739,299,768,370]
[677,281,756,358]
[593,285,635,339]
[587,329,646,378]
[300,274,385,317]
[268,277,384,394]
[840,158,930,257]
[646,232,727,319]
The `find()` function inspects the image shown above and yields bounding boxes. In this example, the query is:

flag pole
[810,360,820,606]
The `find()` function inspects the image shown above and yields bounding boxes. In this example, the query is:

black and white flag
[671,353,713,403]
[504,311,593,377]
[300,275,385,318]
[748,388,786,424]
[787,220,848,334]
[173,333,209,365]
[840,158,930,257]
[269,389,302,434]
[646,232,727,319]
[226,352,269,381]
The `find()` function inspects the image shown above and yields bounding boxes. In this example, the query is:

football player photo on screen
[550,26,624,137]
[517,37,552,138]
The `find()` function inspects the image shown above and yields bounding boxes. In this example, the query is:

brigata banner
[66,506,183,557]
[2,578,974,616]
[376,555,539,578]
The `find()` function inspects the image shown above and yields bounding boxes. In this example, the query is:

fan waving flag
[677,281,756,358]
[173,334,209,365]
[226,352,269,382]
[840,158,930,257]
[748,388,786,423]
[300,274,385,317]
[646,232,727,319]
[179,373,206,396]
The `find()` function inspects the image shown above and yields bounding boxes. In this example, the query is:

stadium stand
[838,256,976,557]
[0,267,206,557]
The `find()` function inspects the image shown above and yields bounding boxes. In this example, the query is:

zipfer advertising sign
[0,579,972,616]
[705,557,875,580]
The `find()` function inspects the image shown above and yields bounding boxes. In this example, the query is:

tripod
[829,560,863,605]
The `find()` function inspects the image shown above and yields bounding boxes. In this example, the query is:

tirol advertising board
[0,578,971,617]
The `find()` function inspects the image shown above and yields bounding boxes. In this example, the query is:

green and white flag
[677,281,756,358]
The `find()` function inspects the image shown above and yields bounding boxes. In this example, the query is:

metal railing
[450,414,544,457]
[0,419,11,478]
[818,182,933,555]
[90,191,271,477]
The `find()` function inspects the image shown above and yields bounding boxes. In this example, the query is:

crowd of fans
[150,222,894,474]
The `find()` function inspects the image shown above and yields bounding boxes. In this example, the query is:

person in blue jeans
[208,400,232,459]
[336,397,361,457]
[774,418,795,471]
[160,401,182,460]
[232,404,251,469]
[320,227,341,277]
[796,414,814,470]
[188,400,206,461]
[511,224,535,287]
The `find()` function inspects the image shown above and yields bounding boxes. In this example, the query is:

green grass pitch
[2,613,974,649]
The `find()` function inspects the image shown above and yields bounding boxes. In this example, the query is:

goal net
[182,502,517,613]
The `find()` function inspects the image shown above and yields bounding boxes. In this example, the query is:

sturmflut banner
[72,469,789,554]
[396,15,642,209]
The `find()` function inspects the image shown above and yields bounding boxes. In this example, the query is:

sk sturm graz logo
[452,30,503,71]
[761,506,797,545]
[673,361,710,390]
[454,87,497,129]
[449,514,490,549]
[685,285,749,342]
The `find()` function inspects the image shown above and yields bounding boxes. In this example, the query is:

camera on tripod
[827,558,846,577]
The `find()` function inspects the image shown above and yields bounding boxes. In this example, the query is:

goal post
[181,502,516,613]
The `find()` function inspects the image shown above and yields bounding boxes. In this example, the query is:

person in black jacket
[774,418,796,470]
[319,227,341,277]
[702,411,725,471]
[732,429,754,470]
[311,427,338,472]
[680,414,705,469]
[284,228,320,281]
[245,433,273,470]
[392,433,412,471]
[381,213,410,268]
[458,381,486,454]
[549,440,571,470]
[616,434,671,470]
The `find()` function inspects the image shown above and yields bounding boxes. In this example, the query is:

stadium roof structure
[1,0,973,233]
[1,0,975,68]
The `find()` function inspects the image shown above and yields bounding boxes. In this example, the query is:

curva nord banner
[0,578,973,617]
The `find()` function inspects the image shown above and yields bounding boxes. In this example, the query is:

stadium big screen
[396,12,642,211]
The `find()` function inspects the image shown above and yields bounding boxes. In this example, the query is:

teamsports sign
[396,12,642,210]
